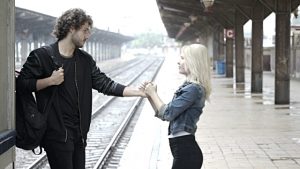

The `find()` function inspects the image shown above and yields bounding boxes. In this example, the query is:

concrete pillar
[111,45,115,58]
[117,45,121,58]
[114,45,117,59]
[213,29,220,69]
[219,27,225,61]
[291,32,296,77]
[108,44,111,59]
[275,0,291,104]
[97,43,101,61]
[235,11,245,83]
[226,37,234,77]
[33,33,39,50]
[20,40,28,65]
[105,44,108,60]
[102,44,105,60]
[85,42,90,54]
[93,41,97,59]
[100,43,103,61]
[102,44,106,60]
[95,42,99,62]
[15,41,19,62]
[251,3,264,93]
[0,0,15,168]
[91,42,94,59]
[29,40,33,52]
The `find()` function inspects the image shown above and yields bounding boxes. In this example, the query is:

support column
[251,3,264,93]
[95,43,99,62]
[219,27,225,61]
[85,42,90,54]
[291,32,296,77]
[33,33,39,50]
[275,0,291,104]
[100,43,103,61]
[104,44,107,60]
[108,44,111,60]
[20,40,28,65]
[235,11,245,83]
[118,45,121,58]
[15,41,19,62]
[226,36,234,77]
[91,42,95,59]
[93,42,96,58]
[0,0,15,168]
[213,29,220,69]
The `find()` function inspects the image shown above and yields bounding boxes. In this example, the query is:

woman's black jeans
[169,135,203,169]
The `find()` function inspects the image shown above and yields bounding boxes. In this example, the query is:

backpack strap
[40,45,59,113]
[32,45,58,155]
[42,45,61,70]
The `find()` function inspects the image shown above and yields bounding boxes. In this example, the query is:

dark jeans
[169,135,203,169]
[43,129,85,169]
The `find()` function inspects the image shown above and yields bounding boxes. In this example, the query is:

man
[17,8,144,169]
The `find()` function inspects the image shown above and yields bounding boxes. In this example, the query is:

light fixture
[200,0,214,8]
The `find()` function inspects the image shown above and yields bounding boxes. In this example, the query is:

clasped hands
[139,81,157,97]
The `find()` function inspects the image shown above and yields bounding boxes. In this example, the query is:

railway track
[92,56,163,169]
[14,55,164,169]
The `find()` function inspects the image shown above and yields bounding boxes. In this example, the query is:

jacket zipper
[64,129,68,142]
[75,61,85,145]
[62,64,68,143]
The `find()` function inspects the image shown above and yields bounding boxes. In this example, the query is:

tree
[128,32,164,48]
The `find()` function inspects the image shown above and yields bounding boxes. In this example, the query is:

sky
[15,0,167,36]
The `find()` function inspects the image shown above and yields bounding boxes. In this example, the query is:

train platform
[118,52,300,169]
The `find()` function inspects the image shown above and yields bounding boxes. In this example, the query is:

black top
[56,52,80,134]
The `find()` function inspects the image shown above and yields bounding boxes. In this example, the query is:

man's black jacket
[17,42,126,143]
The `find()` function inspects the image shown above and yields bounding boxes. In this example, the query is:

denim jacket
[156,82,206,135]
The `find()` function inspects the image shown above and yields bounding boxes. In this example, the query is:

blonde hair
[181,44,212,100]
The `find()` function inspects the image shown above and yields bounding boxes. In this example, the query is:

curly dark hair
[52,8,93,40]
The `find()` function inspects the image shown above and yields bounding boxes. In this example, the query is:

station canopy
[156,0,300,41]
[15,7,133,44]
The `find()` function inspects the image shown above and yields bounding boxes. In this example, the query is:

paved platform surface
[118,52,300,169]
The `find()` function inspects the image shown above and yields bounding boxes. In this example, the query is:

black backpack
[15,46,57,154]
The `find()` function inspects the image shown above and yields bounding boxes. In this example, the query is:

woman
[143,44,211,169]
